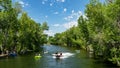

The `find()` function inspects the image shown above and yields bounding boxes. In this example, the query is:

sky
[13,0,89,36]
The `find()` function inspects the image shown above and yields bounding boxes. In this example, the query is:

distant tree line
[48,0,120,66]
[0,0,49,54]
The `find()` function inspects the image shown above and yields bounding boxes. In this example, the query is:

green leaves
[41,22,49,30]
[18,12,49,52]
[50,0,120,66]
[0,0,49,53]
[85,0,120,65]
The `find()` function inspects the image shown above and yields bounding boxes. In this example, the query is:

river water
[0,45,118,68]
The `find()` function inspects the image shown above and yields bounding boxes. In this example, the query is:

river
[0,45,118,68]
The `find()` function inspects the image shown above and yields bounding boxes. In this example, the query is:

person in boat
[35,53,41,59]
[55,52,62,58]
[55,52,58,54]
[9,50,17,57]
[60,52,62,56]
[36,53,40,56]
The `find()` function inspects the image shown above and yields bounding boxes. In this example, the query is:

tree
[41,22,49,30]
[0,0,49,54]
[51,0,120,66]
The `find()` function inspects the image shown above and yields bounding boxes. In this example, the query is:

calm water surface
[0,45,119,68]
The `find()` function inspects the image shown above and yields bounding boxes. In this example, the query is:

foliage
[49,0,120,66]
[0,0,49,54]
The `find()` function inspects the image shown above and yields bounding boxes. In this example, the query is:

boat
[35,55,41,58]
[34,54,41,59]
[9,53,17,57]
[9,52,17,57]
[0,54,8,58]
[55,55,62,59]
[52,53,62,59]
[52,52,74,59]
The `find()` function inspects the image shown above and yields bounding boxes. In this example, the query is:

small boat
[35,55,41,58]
[53,53,62,59]
[9,52,17,57]
[55,55,62,59]
[34,54,41,59]
[0,54,8,58]
[10,53,17,57]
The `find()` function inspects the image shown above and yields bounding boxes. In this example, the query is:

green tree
[0,0,49,54]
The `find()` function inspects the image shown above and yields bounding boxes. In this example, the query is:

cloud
[63,21,78,29]
[44,30,55,36]
[64,11,82,21]
[18,1,29,7]
[42,1,45,4]
[62,0,65,2]
[42,0,48,4]
[52,21,77,29]
[53,12,59,14]
[63,8,67,12]
[19,1,24,5]
[71,10,74,13]
[64,16,73,21]
[45,15,48,18]
[50,3,53,6]
[53,24,61,27]
[63,10,87,29]
[56,0,65,2]
[51,21,78,34]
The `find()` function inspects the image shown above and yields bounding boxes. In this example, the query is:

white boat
[52,52,74,59]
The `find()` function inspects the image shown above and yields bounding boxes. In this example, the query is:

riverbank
[0,54,8,58]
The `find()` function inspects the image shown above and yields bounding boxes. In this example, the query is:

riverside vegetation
[48,0,120,66]
[0,0,49,55]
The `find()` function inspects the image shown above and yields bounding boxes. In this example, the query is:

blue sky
[14,0,89,36]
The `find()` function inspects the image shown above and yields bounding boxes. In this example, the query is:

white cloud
[63,21,78,29]
[50,3,53,6]
[18,1,29,7]
[19,1,24,5]
[45,15,48,18]
[56,0,65,2]
[53,12,59,14]
[53,24,61,27]
[64,11,82,21]
[61,0,65,2]
[42,1,45,4]
[63,8,67,12]
[64,16,73,21]
[72,10,74,13]
[44,30,55,36]
[63,10,88,29]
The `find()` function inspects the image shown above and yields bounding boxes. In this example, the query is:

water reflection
[0,45,119,68]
